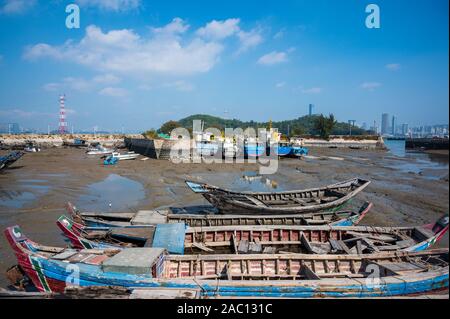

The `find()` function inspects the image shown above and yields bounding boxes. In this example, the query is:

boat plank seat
[102,248,166,275]
[245,196,268,207]
[369,261,428,276]
[52,250,78,260]
[110,227,155,241]
[131,210,169,225]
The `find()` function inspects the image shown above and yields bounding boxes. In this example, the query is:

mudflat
[0,147,448,288]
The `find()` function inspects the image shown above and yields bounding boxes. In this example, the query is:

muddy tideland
[0,146,448,288]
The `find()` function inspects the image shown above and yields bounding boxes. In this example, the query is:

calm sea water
[384,139,406,157]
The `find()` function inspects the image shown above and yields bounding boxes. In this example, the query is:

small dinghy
[186,178,371,215]
[87,145,114,155]
[65,202,373,228]
[5,226,449,297]
[56,214,449,255]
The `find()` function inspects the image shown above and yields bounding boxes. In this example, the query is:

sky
[0,0,448,133]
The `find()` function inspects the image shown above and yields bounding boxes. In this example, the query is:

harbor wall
[293,136,385,150]
[0,134,142,149]
[406,138,449,150]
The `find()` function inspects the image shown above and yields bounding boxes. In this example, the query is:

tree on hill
[158,120,181,135]
[314,114,337,140]
[156,113,370,137]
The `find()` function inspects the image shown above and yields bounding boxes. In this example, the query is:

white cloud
[0,108,52,118]
[257,51,288,65]
[99,87,129,97]
[386,63,401,71]
[24,23,224,76]
[360,82,381,91]
[0,0,36,14]
[93,74,121,84]
[44,74,122,92]
[301,87,323,94]
[163,80,194,92]
[151,17,189,35]
[273,29,285,40]
[75,0,141,11]
[236,29,263,54]
[275,82,286,88]
[197,18,240,40]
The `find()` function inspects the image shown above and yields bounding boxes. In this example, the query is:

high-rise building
[401,124,409,136]
[381,113,389,135]
[391,116,396,135]
[0,123,20,134]
[308,104,314,116]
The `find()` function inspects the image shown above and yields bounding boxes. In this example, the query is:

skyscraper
[381,113,389,135]
[308,104,314,116]
[391,116,396,135]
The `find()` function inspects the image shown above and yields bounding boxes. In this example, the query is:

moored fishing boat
[56,214,449,254]
[186,178,371,215]
[0,151,24,170]
[5,226,449,297]
[66,202,373,228]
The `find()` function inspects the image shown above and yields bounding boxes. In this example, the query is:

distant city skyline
[0,1,448,132]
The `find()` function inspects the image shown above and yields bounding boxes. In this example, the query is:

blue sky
[0,0,448,132]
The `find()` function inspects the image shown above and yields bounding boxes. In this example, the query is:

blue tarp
[152,223,186,254]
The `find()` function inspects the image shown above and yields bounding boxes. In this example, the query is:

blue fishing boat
[275,142,293,156]
[5,226,449,297]
[243,144,265,157]
[291,146,309,156]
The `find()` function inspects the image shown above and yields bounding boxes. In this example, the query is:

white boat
[111,151,139,160]
[24,142,40,152]
[86,146,114,155]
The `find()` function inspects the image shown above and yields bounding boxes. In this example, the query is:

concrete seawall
[0,134,142,149]
[406,138,449,150]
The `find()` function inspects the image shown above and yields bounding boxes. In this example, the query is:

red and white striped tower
[59,94,67,134]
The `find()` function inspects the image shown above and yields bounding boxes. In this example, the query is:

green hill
[163,114,370,136]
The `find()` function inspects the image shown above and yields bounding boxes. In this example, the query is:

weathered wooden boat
[5,226,449,297]
[186,178,371,215]
[56,214,449,255]
[66,202,373,228]
[0,151,24,170]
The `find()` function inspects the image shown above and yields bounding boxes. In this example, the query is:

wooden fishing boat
[56,214,449,255]
[0,151,24,170]
[186,178,371,215]
[5,226,449,297]
[66,201,373,228]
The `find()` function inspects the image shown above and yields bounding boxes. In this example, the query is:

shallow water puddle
[0,179,50,208]
[77,174,145,211]
[0,190,37,208]
[230,171,281,192]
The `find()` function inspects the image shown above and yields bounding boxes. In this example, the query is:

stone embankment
[0,134,142,149]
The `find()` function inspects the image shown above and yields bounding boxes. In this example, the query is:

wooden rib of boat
[5,226,449,297]
[185,178,371,215]
[56,214,449,255]
[66,201,372,228]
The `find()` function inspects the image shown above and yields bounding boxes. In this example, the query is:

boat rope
[192,277,208,296]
